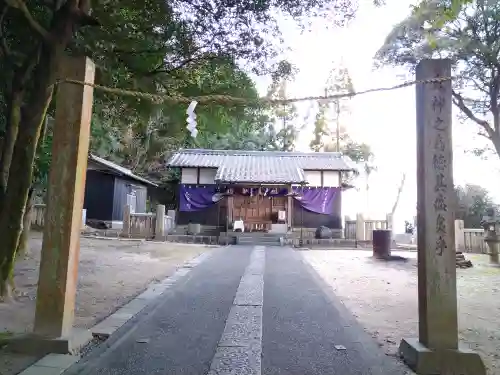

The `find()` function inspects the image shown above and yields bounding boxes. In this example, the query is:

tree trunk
[17,188,34,260]
[0,0,92,299]
[388,173,406,235]
[491,132,500,159]
[0,92,26,301]
[0,92,23,211]
[0,49,58,298]
[0,276,13,302]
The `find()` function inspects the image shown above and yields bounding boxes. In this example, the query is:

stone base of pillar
[399,338,486,375]
[3,328,92,356]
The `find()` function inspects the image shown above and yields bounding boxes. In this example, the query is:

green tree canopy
[375,0,500,159]
[455,184,498,228]
[268,80,301,151]
[0,0,372,299]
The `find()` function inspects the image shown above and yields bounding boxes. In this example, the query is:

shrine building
[166,149,357,236]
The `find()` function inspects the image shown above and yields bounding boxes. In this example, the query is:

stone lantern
[480,208,500,264]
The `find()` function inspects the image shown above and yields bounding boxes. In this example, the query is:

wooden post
[287,185,293,230]
[155,204,166,240]
[399,59,485,374]
[227,195,234,227]
[33,57,95,341]
[122,204,131,238]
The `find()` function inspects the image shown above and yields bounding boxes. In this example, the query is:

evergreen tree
[269,81,299,151]
[311,63,354,152]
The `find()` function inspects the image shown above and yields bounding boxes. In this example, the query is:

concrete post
[399,59,485,374]
[386,213,393,230]
[32,57,95,348]
[484,227,500,264]
[155,204,166,240]
[167,209,176,226]
[454,219,465,252]
[122,204,131,237]
[489,241,500,264]
[343,215,350,239]
[386,212,395,247]
[81,209,87,231]
[355,213,365,241]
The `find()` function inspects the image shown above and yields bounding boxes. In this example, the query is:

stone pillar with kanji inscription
[398,59,485,374]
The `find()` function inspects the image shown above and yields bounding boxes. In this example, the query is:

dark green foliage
[455,184,499,228]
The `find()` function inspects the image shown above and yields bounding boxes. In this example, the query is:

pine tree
[310,63,354,153]
[325,64,354,151]
[310,102,329,152]
[270,80,299,151]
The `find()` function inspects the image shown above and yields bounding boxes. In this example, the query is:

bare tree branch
[390,173,406,216]
[452,90,494,136]
[144,54,221,77]
[490,66,500,133]
[112,47,167,55]
[477,131,490,140]
[5,0,50,41]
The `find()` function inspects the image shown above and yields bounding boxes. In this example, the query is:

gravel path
[302,249,500,375]
[0,233,213,375]
[65,245,409,375]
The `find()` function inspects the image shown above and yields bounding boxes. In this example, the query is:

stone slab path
[64,245,410,375]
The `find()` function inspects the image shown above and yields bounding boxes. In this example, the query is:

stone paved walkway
[64,245,411,375]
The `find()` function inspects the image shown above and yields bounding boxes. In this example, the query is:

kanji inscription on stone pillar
[416,59,458,349]
[399,59,485,375]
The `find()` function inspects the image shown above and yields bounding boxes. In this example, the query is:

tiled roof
[167,149,358,184]
[89,154,158,187]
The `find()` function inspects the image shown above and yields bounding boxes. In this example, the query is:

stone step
[284,238,357,248]
[238,238,280,243]
[223,232,283,238]
[237,236,282,245]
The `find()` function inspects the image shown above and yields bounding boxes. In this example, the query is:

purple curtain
[292,187,339,215]
[179,185,223,212]
[179,184,339,214]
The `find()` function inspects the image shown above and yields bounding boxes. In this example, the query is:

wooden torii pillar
[9,56,95,354]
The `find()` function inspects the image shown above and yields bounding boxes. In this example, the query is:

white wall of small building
[199,168,217,184]
[303,170,340,187]
[180,168,198,184]
[180,167,340,187]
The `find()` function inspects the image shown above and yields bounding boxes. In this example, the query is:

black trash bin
[372,229,392,259]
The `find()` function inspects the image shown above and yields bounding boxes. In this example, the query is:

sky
[253,0,500,232]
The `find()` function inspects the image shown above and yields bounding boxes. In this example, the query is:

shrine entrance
[230,188,289,232]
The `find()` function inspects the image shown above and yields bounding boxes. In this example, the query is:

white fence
[122,204,174,239]
[462,227,487,254]
[344,216,489,254]
[29,203,174,240]
[344,214,388,241]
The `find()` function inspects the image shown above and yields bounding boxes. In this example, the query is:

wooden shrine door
[233,194,272,231]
